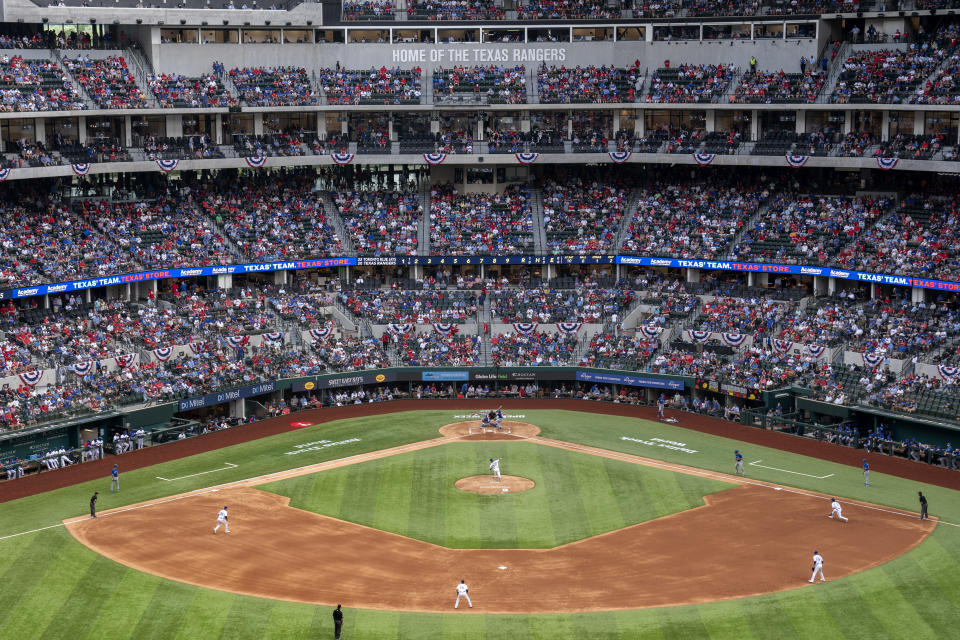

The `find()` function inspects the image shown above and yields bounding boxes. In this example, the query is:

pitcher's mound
[439,420,540,440]
[455,475,536,495]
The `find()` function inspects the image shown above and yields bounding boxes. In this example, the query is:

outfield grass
[261,441,732,548]
[1,408,958,639]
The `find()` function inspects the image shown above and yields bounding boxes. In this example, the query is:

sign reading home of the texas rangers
[392,46,567,65]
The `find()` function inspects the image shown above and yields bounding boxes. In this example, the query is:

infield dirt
[67,424,935,614]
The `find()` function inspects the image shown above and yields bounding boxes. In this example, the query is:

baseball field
[2,404,959,639]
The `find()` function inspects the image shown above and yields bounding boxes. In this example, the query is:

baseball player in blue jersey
[110,464,120,492]
[494,407,504,430]
[862,458,870,486]
[481,413,492,430]
[734,450,744,475]
[657,394,666,420]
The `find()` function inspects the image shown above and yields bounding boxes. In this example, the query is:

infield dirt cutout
[439,420,540,440]
[455,474,535,494]
[66,425,936,614]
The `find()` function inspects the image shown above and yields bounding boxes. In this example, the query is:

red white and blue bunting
[693,153,715,166]
[721,332,748,347]
[115,353,137,369]
[156,158,180,173]
[862,352,886,370]
[153,346,173,362]
[513,322,538,335]
[785,154,809,168]
[0,167,11,182]
[687,329,711,343]
[18,370,43,387]
[387,323,413,335]
[309,327,332,342]
[937,365,959,382]
[262,332,284,345]
[71,163,91,176]
[70,361,94,376]
[244,155,267,169]
[423,153,447,166]
[608,151,632,164]
[433,323,456,335]
[555,322,582,334]
[772,339,794,353]
[331,153,355,166]
[805,344,826,358]
[640,325,663,339]
[189,342,207,354]
[515,152,539,165]
[876,157,899,171]
[226,336,249,349]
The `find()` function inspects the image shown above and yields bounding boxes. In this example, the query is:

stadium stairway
[530,187,547,254]
[417,181,431,255]
[612,188,645,253]
[52,48,95,108]
[124,46,161,108]
[722,198,772,260]
[320,192,356,254]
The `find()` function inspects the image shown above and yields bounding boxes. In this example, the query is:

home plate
[498,566,508,570]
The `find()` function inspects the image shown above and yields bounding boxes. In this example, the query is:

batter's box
[468,426,512,435]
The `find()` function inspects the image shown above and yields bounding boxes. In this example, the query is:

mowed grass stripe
[40,553,129,640]
[442,611,487,638]
[171,587,235,639]
[513,443,556,548]
[611,609,662,640]
[854,570,937,639]
[775,587,846,638]
[263,601,317,640]
[912,534,960,607]
[538,448,592,544]
[348,608,399,639]
[371,455,415,535]
[699,600,759,640]
[82,571,161,640]
[815,580,888,638]
[737,597,795,640]
[527,612,576,639]
[129,581,197,640]
[0,532,70,629]
[658,604,711,640]
[408,447,446,544]
[572,454,626,534]
[339,456,382,527]
[219,595,275,639]
[890,554,960,634]
[0,532,97,637]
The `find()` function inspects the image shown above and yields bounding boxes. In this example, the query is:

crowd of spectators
[730,69,825,104]
[342,0,395,19]
[621,183,765,258]
[578,332,659,369]
[407,0,505,19]
[646,64,734,103]
[490,330,578,366]
[338,289,478,323]
[433,65,526,104]
[196,171,344,261]
[230,66,317,106]
[148,73,236,108]
[0,55,85,112]
[517,0,621,19]
[489,287,630,323]
[63,55,147,110]
[541,177,627,253]
[732,194,893,266]
[536,64,641,103]
[395,332,481,366]
[831,42,952,104]
[429,184,534,255]
[318,66,421,105]
[334,189,421,255]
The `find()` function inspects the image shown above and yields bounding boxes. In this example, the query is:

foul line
[156,462,238,482]
[748,459,835,479]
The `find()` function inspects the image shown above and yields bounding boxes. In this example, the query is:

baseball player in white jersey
[489,457,502,482]
[455,579,472,608]
[214,505,230,533]
[828,498,848,522]
[809,550,826,582]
